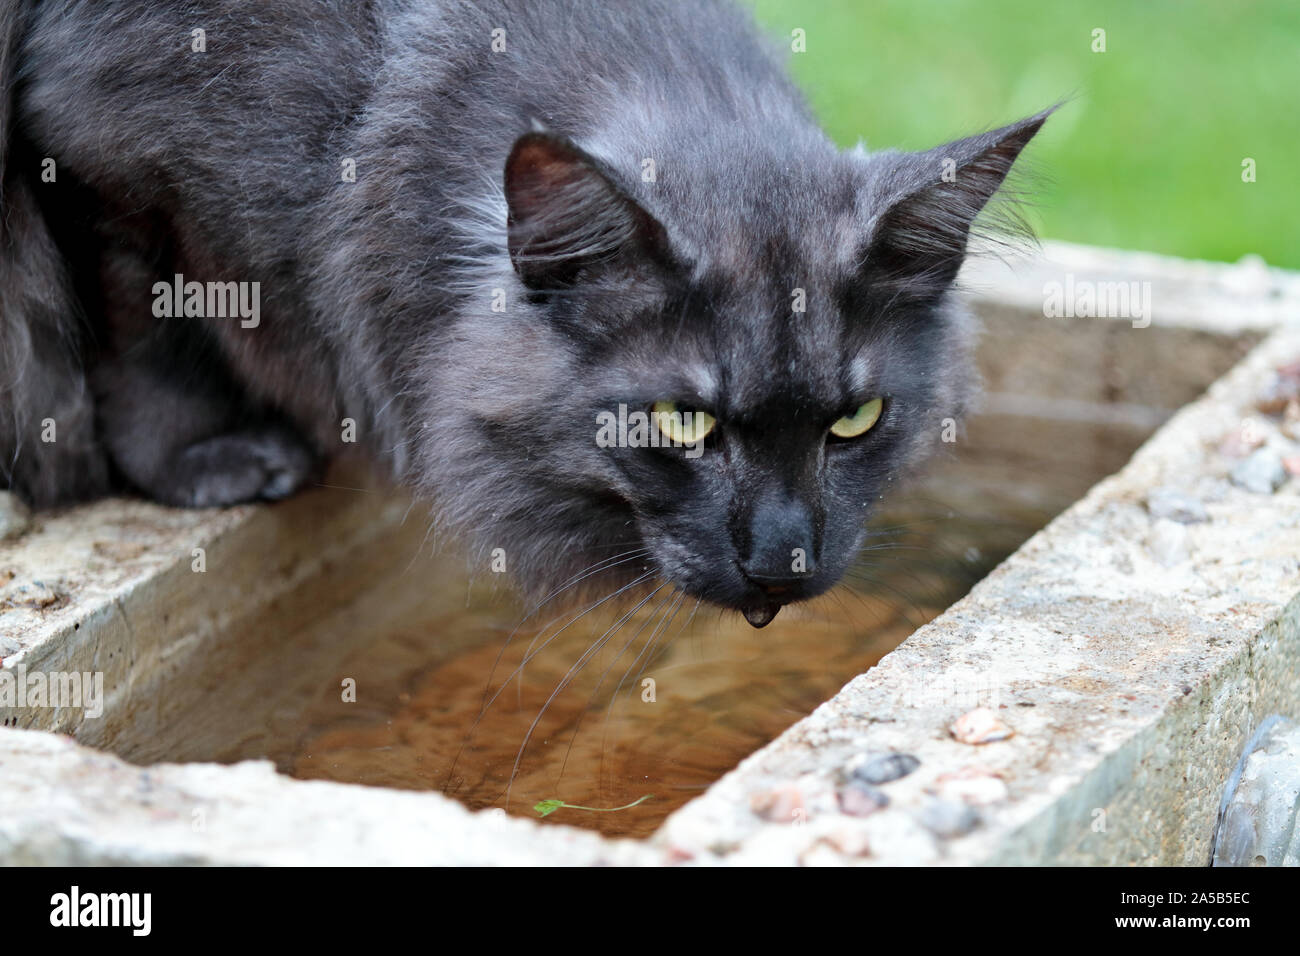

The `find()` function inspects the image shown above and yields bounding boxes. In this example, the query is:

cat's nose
[739,492,817,589]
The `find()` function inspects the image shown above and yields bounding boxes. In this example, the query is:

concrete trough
[1,240,1297,865]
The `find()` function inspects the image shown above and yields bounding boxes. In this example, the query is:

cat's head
[423,111,1049,626]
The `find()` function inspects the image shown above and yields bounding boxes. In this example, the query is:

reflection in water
[284,497,1046,838]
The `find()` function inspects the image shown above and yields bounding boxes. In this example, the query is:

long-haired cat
[0,0,1049,627]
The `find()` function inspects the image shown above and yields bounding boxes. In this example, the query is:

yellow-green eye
[829,398,884,439]
[652,401,716,444]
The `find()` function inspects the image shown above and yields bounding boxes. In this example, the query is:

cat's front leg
[93,322,317,509]
[138,424,317,509]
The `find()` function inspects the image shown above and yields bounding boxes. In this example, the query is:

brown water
[280,487,1051,838]
[139,315,1243,837]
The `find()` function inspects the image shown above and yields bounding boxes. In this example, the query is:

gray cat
[0,0,1049,626]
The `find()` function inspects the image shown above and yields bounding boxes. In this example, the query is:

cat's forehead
[665,276,867,416]
[682,251,869,413]
[677,156,864,277]
[695,206,861,281]
[645,149,878,412]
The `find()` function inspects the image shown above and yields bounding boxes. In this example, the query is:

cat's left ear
[504,132,671,289]
[856,108,1054,301]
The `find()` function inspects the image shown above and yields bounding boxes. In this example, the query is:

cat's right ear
[504,132,670,289]
[854,108,1054,304]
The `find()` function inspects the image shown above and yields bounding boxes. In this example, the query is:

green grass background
[750,0,1299,268]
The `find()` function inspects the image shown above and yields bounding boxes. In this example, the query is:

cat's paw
[164,427,316,508]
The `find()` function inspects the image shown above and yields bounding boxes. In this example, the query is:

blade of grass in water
[534,794,653,818]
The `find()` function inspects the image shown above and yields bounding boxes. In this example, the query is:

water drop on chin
[742,602,781,628]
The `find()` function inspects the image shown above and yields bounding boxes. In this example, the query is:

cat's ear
[504,132,670,289]
[858,108,1053,301]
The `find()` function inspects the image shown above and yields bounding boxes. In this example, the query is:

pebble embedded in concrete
[852,752,920,785]
[750,784,804,824]
[801,829,873,863]
[1229,447,1287,494]
[1,579,61,610]
[929,767,1010,806]
[950,707,1014,745]
[1145,486,1208,524]
[917,797,980,838]
[838,781,890,816]
[1212,717,1300,867]
[1255,360,1300,415]
[1218,418,1269,457]
[1282,404,1300,442]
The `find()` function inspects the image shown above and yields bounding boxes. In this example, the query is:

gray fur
[0,0,1048,621]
